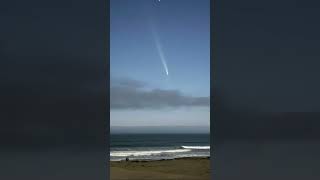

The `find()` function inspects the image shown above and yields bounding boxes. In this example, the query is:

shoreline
[110,157,210,180]
[111,156,210,162]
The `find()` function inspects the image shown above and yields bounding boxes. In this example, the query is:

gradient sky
[110,0,210,127]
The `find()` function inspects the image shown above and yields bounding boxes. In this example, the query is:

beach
[110,157,210,180]
[110,134,210,179]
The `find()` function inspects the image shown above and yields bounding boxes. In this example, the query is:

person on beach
[126,157,129,161]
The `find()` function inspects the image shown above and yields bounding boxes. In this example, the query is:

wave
[181,146,210,150]
[110,149,191,157]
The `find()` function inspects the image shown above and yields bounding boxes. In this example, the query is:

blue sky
[110,0,210,127]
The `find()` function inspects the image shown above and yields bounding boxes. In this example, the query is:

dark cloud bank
[110,78,210,109]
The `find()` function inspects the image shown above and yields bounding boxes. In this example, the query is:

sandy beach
[110,157,210,180]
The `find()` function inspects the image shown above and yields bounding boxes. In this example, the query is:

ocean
[110,134,210,161]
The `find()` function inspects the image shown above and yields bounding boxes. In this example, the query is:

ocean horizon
[110,126,210,134]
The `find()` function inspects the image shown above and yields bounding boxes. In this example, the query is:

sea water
[110,134,210,161]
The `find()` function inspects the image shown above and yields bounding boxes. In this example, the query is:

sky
[110,0,210,127]
[2,0,320,178]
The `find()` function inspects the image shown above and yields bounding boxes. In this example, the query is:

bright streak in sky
[150,23,169,76]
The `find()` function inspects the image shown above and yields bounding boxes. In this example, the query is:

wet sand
[110,157,210,180]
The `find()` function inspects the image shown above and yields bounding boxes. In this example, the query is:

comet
[150,22,169,76]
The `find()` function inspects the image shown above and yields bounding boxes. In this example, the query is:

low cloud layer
[110,78,210,109]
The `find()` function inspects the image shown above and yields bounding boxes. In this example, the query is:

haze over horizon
[110,125,210,134]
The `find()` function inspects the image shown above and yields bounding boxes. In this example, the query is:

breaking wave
[181,146,210,150]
